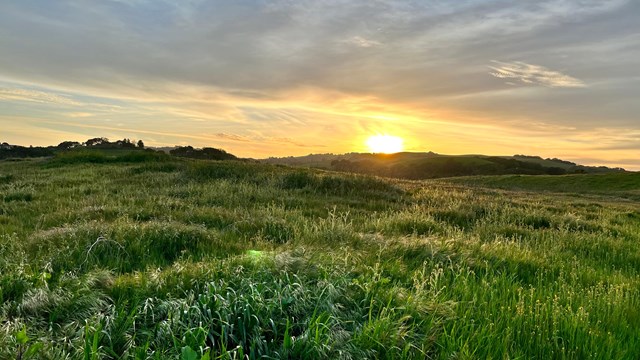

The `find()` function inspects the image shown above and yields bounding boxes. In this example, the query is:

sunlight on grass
[0,155,638,359]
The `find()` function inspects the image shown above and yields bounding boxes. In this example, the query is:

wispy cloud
[0,88,81,106]
[489,61,586,88]
[262,136,327,148]
[214,133,251,142]
[346,36,382,48]
[66,112,94,118]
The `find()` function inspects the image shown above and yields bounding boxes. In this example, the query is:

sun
[366,135,404,154]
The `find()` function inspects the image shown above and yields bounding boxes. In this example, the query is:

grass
[0,153,639,359]
[447,173,640,199]
[264,152,623,179]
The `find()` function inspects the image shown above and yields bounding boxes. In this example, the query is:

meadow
[1,152,639,359]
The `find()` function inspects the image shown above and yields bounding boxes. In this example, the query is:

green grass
[48,149,172,165]
[447,173,640,200]
[0,154,639,359]
[264,152,623,179]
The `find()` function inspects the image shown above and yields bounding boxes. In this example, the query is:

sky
[1,0,639,168]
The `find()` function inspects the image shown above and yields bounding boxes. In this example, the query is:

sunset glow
[366,135,404,154]
[0,1,638,169]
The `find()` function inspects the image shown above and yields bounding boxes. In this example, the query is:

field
[263,152,623,179]
[1,153,639,359]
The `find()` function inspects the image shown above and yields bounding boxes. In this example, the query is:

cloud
[0,87,81,106]
[489,61,586,88]
[346,36,382,48]
[261,136,327,148]
[67,112,94,118]
[0,0,638,166]
[572,128,640,151]
[214,133,251,142]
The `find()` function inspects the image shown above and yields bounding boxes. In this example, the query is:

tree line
[0,138,239,161]
[56,137,145,150]
[0,137,244,160]
[1,137,146,160]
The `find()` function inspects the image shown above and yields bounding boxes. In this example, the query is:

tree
[84,137,109,147]
[170,146,195,158]
[546,167,567,175]
[200,147,236,160]
[137,140,145,149]
[57,141,81,150]
[114,139,136,149]
[170,146,237,160]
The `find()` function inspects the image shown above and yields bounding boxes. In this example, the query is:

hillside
[446,172,640,200]
[263,152,626,179]
[0,152,639,358]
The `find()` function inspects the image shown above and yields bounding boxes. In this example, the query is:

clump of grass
[432,206,484,230]
[230,217,294,243]
[49,149,170,165]
[27,221,244,273]
[104,251,454,359]
[371,207,444,236]
[314,173,403,199]
[129,162,181,174]
[280,170,316,189]
[559,216,603,233]
[0,174,14,184]
[187,162,404,202]
[384,218,442,236]
[186,161,271,183]
[477,224,532,242]
[51,150,110,164]
[13,271,112,325]
[521,214,553,229]
[184,207,238,229]
[116,150,171,163]
[3,191,34,202]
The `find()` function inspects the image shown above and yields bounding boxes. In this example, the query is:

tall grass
[0,155,638,358]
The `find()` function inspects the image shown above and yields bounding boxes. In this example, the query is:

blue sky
[1,0,639,168]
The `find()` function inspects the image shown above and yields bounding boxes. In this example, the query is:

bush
[50,149,170,165]
[170,146,237,160]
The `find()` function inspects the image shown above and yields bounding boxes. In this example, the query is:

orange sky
[1,1,639,169]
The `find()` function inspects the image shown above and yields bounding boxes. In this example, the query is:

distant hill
[507,155,625,172]
[445,172,640,201]
[149,146,178,153]
[262,152,626,179]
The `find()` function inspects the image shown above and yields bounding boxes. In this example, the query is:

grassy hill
[447,172,640,200]
[263,152,626,179]
[1,152,639,359]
